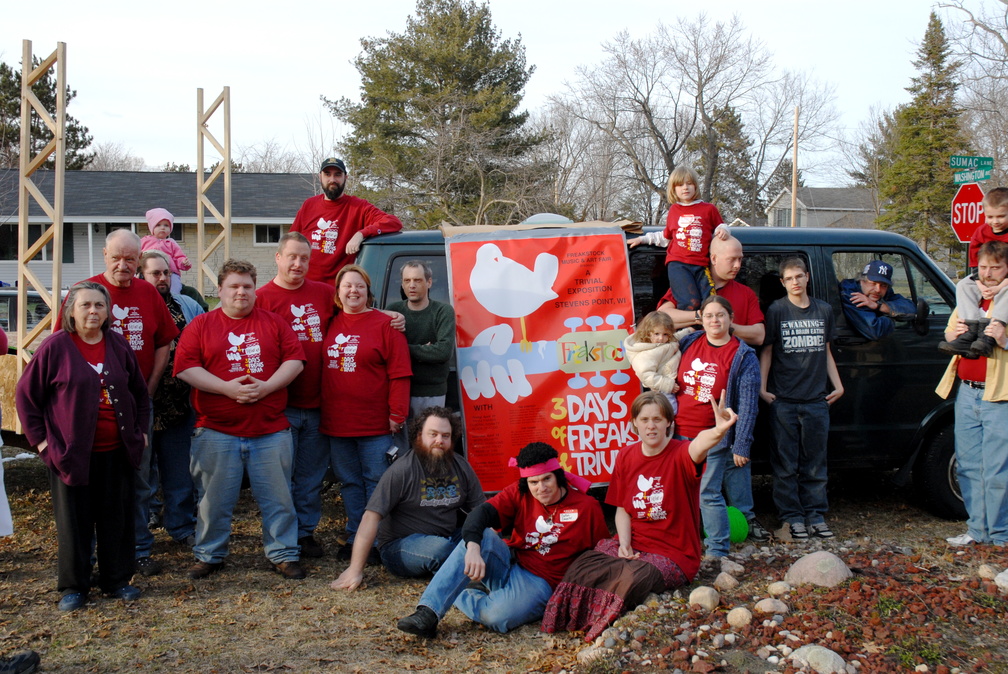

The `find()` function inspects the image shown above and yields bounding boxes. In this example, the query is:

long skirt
[541,537,688,642]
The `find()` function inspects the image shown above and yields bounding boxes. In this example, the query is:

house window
[254,225,282,246]
[0,223,74,262]
[773,209,802,227]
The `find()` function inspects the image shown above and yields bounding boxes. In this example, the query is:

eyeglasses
[701,312,729,320]
[782,273,807,283]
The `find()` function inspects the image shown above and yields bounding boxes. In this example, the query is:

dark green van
[357,226,963,518]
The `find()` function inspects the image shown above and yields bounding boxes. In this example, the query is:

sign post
[950,182,986,243]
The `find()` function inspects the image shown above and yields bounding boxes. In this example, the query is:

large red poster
[447,228,640,492]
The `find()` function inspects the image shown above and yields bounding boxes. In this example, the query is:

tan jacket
[935,308,1008,401]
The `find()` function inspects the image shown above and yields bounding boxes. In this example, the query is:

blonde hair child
[628,165,729,311]
[624,311,693,414]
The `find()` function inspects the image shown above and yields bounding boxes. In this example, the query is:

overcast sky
[3,0,943,185]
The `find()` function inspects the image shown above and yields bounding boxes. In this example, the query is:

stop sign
[951,182,986,243]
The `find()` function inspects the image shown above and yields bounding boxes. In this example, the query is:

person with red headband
[541,389,738,642]
[396,442,608,638]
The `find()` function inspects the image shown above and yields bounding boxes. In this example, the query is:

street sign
[950,155,994,170]
[950,182,985,243]
[954,168,993,184]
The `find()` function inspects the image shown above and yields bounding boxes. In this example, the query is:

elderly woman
[675,295,762,558]
[16,281,150,611]
[541,390,737,641]
[321,265,411,557]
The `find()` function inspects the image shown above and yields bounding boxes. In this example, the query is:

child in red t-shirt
[629,166,728,311]
[940,187,1008,357]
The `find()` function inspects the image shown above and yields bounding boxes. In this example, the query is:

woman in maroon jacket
[16,281,150,612]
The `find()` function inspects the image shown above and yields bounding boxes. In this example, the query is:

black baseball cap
[319,158,347,174]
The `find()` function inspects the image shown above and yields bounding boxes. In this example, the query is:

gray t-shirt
[367,450,486,549]
[764,296,836,403]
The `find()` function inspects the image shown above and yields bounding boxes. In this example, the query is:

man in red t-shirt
[657,236,765,347]
[256,232,337,558]
[289,158,402,286]
[72,229,180,577]
[175,259,307,580]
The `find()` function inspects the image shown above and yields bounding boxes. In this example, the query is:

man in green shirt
[386,261,456,416]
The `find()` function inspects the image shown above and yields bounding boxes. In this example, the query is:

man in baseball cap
[838,259,916,340]
[289,157,402,286]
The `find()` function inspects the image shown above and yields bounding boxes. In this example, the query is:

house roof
[766,187,876,213]
[0,169,318,223]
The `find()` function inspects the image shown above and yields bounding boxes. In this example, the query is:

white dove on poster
[469,243,558,352]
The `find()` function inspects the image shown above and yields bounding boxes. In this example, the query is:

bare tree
[940,0,1008,79]
[552,14,837,222]
[234,138,307,173]
[85,141,147,171]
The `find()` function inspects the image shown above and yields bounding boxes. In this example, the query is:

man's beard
[415,444,453,477]
[322,183,345,201]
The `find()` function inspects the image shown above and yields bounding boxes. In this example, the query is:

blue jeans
[286,408,329,539]
[769,399,830,526]
[666,261,713,311]
[418,529,553,633]
[954,385,1008,544]
[380,530,461,577]
[134,404,155,558]
[698,440,731,557]
[723,460,755,521]
[153,410,197,542]
[328,434,392,540]
[190,428,299,563]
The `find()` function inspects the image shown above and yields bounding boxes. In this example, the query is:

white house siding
[1,223,102,289]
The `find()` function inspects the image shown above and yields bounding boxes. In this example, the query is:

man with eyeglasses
[759,257,844,542]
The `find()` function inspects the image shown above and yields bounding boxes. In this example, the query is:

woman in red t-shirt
[15,282,150,612]
[542,391,737,641]
[320,265,411,555]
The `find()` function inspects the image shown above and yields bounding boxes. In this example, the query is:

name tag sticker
[559,509,579,523]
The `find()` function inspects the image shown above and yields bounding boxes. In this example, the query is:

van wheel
[913,425,966,520]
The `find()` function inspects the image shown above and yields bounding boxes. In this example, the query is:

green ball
[727,506,749,543]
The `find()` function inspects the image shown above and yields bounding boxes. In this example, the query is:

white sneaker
[946,533,975,546]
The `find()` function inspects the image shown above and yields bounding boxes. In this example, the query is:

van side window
[736,252,809,316]
[382,255,450,307]
[830,251,952,327]
[628,249,669,321]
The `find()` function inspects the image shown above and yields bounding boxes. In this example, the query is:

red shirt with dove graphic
[661,201,724,267]
[606,439,703,580]
[673,337,739,440]
[174,307,305,437]
[72,274,179,380]
[256,279,336,409]
[70,333,120,452]
[488,481,608,588]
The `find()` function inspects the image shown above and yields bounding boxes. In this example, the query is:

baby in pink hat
[141,207,191,294]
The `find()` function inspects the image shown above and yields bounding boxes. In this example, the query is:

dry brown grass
[1,447,1001,673]
[0,453,581,673]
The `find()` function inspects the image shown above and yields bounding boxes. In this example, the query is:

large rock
[784,551,852,588]
[714,572,739,592]
[789,644,847,673]
[688,586,720,612]
[726,606,752,628]
[995,569,1008,593]
[754,597,788,615]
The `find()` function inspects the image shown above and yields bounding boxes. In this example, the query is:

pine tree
[686,106,759,222]
[329,0,547,228]
[877,13,968,255]
[0,59,94,170]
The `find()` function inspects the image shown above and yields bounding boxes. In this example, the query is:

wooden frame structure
[15,40,67,382]
[195,86,232,294]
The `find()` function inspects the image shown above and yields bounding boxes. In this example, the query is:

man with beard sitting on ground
[330,407,485,590]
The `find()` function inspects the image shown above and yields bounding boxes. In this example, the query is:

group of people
[7,154,1005,655]
[12,157,460,615]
